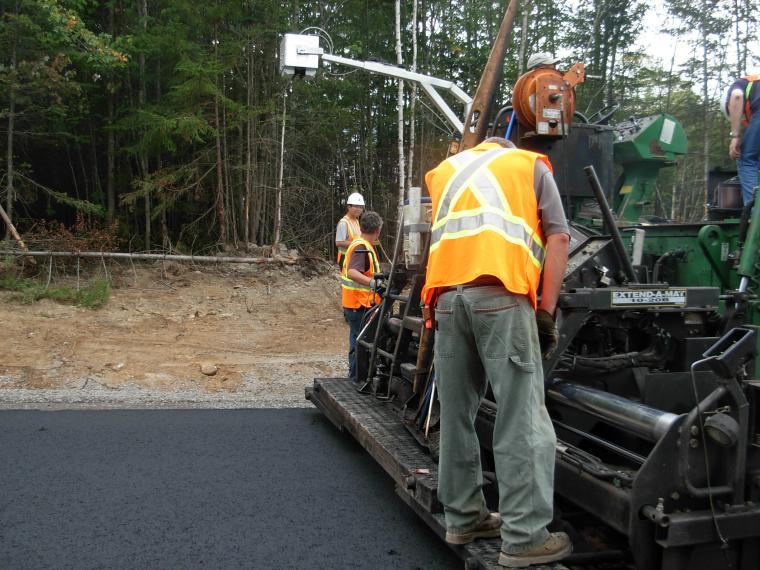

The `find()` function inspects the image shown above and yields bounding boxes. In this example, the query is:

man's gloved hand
[369,278,386,295]
[536,309,558,360]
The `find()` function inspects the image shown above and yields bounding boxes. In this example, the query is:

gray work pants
[434,285,556,554]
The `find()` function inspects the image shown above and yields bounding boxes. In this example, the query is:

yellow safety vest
[336,215,361,265]
[421,141,549,308]
[743,75,759,125]
[341,238,381,309]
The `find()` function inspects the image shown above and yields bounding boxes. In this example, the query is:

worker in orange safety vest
[422,136,571,568]
[341,210,382,384]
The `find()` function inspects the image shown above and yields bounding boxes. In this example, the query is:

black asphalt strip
[0,408,460,569]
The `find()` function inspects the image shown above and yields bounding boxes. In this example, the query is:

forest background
[0,0,758,258]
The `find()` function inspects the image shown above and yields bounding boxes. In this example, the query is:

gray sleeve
[534,160,570,236]
[335,220,348,242]
[348,249,370,273]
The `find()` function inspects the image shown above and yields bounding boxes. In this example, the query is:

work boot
[498,532,572,568]
[444,513,501,545]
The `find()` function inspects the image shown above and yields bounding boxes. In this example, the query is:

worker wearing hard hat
[423,137,571,567]
[335,193,365,267]
[341,210,382,384]
[723,74,760,205]
[526,52,561,70]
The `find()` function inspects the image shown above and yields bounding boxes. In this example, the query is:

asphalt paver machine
[285,2,760,568]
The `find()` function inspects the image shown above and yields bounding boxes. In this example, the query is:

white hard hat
[347,192,365,206]
[527,52,561,70]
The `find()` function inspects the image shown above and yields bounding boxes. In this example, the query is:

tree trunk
[107,91,115,223]
[518,0,531,75]
[273,92,286,249]
[244,40,254,245]
[733,0,742,75]
[77,145,90,205]
[591,1,602,75]
[0,202,26,250]
[88,122,101,211]
[673,163,688,222]
[395,0,406,212]
[5,30,16,242]
[237,122,244,246]
[606,41,617,107]
[67,146,80,200]
[211,19,227,247]
[742,0,750,74]
[214,88,227,246]
[106,3,116,224]
[664,36,678,113]
[406,0,418,191]
[138,0,150,250]
[221,73,237,247]
[420,0,429,180]
[155,60,169,249]
[701,0,710,219]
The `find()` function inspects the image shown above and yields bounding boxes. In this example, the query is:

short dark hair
[360,210,383,233]
[483,136,516,148]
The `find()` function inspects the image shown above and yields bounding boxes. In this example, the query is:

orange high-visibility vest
[742,75,759,125]
[421,141,550,309]
[341,237,381,309]
[336,215,361,264]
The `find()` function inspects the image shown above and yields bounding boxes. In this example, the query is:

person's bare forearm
[336,239,352,250]
[539,233,570,315]
[729,91,744,136]
[348,268,372,286]
[728,90,745,160]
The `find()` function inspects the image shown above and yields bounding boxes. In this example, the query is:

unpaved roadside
[0,261,348,409]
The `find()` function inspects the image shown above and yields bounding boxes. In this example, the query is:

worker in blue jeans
[341,211,382,384]
[343,308,366,383]
[724,75,760,205]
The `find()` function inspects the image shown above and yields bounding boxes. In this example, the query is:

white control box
[279,34,321,78]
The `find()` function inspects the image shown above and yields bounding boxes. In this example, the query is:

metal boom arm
[280,33,472,134]
[319,53,472,134]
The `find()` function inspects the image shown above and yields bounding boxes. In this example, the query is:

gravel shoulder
[0,260,348,409]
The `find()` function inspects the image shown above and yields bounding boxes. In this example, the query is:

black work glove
[368,277,386,295]
[536,309,558,360]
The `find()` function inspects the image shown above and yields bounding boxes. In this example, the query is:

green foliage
[74,276,110,309]
[45,187,106,217]
[119,108,215,155]
[38,0,129,68]
[0,272,110,309]
[1,0,758,250]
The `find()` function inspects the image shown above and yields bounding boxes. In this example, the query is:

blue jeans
[344,307,367,383]
[738,112,760,205]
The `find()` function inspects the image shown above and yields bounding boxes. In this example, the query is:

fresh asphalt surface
[0,407,460,569]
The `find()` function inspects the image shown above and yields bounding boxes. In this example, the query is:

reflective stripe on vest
[742,75,759,125]
[336,216,361,262]
[421,143,550,308]
[341,238,380,308]
[430,147,545,268]
[745,79,755,123]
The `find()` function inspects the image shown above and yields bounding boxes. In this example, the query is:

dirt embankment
[0,260,348,408]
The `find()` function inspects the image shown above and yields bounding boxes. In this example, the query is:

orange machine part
[512,63,585,136]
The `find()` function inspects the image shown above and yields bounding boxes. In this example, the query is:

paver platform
[306,378,573,570]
